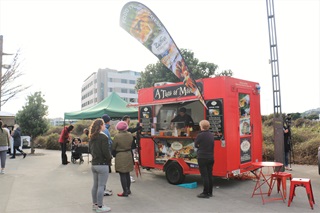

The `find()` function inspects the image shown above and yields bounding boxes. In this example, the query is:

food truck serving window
[155,105,176,131]
[139,101,204,137]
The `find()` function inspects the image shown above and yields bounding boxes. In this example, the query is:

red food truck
[136,76,262,184]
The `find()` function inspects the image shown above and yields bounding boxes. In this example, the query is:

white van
[22,136,31,148]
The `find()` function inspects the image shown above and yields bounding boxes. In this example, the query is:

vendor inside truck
[171,107,194,128]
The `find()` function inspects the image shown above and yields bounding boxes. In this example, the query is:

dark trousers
[198,158,214,195]
[60,142,68,164]
[119,172,131,194]
[12,146,25,157]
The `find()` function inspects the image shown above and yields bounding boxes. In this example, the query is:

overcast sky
[0,0,319,118]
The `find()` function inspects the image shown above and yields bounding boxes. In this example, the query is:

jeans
[60,142,68,164]
[198,158,214,194]
[91,165,109,206]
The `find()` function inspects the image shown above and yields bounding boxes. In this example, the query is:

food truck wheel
[165,162,185,185]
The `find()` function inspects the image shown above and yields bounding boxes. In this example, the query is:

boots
[117,187,130,197]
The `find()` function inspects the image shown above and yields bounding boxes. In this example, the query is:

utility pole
[266,0,284,170]
[0,35,3,111]
[0,35,13,111]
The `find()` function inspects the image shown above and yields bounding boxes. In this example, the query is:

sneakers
[0,170,4,174]
[92,204,98,210]
[130,176,135,183]
[23,153,27,158]
[104,189,113,196]
[96,205,111,212]
[285,167,292,171]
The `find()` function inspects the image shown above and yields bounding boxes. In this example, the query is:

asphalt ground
[0,149,319,213]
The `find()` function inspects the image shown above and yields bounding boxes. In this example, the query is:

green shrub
[293,118,313,128]
[34,136,46,148]
[73,120,92,135]
[45,133,70,150]
[291,127,319,144]
[292,137,320,165]
[262,142,274,161]
[263,118,274,127]
[262,126,273,143]
[45,126,62,136]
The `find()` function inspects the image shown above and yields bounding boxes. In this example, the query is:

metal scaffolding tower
[266,0,284,167]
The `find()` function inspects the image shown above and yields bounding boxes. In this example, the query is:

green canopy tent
[64,92,138,120]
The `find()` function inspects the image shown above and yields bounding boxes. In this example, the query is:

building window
[109,78,113,82]
[121,79,127,83]
[129,80,135,84]
[129,89,136,94]
[121,88,128,93]
[109,88,113,92]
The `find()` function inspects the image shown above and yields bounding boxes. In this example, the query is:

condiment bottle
[187,126,190,136]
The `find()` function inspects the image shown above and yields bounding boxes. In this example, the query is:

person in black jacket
[195,120,215,198]
[283,125,292,171]
[89,118,112,212]
[171,107,194,128]
[10,124,27,159]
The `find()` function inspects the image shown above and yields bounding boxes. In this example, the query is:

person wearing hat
[101,114,113,196]
[171,107,194,129]
[112,121,134,197]
[122,115,142,183]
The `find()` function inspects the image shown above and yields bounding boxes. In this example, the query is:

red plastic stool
[288,178,315,209]
[268,172,292,199]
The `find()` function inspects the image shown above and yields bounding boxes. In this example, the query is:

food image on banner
[239,93,251,135]
[240,137,251,163]
[120,1,206,108]
[154,139,198,168]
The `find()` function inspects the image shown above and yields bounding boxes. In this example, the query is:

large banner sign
[120,1,206,108]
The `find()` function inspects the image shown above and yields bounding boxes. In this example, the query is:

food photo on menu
[155,140,198,165]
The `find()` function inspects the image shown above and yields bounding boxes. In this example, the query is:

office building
[81,68,140,110]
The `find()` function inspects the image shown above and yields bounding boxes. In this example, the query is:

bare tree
[1,49,31,108]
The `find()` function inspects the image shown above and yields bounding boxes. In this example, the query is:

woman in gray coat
[112,121,133,197]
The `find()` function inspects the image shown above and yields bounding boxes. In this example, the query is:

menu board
[206,99,224,139]
[140,106,152,136]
